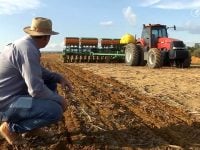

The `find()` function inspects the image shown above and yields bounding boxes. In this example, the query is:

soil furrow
[1,54,199,149]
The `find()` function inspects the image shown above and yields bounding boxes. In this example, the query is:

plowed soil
[1,53,200,150]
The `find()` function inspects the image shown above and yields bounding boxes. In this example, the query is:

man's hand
[60,76,73,92]
[59,75,73,111]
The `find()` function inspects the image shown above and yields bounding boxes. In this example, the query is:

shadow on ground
[1,122,200,149]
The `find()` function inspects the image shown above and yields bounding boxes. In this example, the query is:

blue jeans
[1,81,63,133]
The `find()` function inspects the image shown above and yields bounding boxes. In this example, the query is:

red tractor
[125,24,191,68]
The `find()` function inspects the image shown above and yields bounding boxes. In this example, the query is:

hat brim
[23,26,59,36]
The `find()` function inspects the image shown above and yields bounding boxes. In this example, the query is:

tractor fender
[137,39,145,47]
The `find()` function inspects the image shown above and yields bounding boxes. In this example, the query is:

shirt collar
[24,35,41,56]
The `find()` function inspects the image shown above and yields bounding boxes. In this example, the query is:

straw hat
[23,17,59,36]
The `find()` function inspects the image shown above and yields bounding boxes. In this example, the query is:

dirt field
[0,54,200,150]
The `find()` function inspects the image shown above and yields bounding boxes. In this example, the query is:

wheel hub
[149,53,155,65]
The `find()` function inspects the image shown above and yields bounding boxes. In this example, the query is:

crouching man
[0,17,72,145]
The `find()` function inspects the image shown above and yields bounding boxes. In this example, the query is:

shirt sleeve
[41,67,62,83]
[18,46,63,104]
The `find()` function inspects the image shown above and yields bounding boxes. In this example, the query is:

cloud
[138,0,200,10]
[0,0,41,15]
[140,0,160,7]
[190,8,200,17]
[123,6,136,26]
[44,42,64,51]
[177,21,200,34]
[100,21,113,27]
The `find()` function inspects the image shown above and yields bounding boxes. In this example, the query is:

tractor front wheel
[137,45,147,66]
[175,52,191,68]
[147,48,163,68]
[125,43,139,66]
[175,57,191,68]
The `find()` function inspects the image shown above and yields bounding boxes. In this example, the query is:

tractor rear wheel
[125,43,139,66]
[147,48,163,68]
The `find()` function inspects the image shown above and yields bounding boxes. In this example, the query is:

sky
[1,0,200,51]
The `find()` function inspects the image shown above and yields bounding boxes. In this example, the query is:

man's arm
[42,67,73,92]
[17,46,63,105]
[41,67,62,83]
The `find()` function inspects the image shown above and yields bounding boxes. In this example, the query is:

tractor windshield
[152,26,168,38]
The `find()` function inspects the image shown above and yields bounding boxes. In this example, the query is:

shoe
[22,128,54,138]
[0,122,25,145]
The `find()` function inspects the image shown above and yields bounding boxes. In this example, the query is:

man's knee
[32,100,63,122]
[48,102,63,122]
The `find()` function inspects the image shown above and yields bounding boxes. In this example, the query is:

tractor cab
[141,24,168,50]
